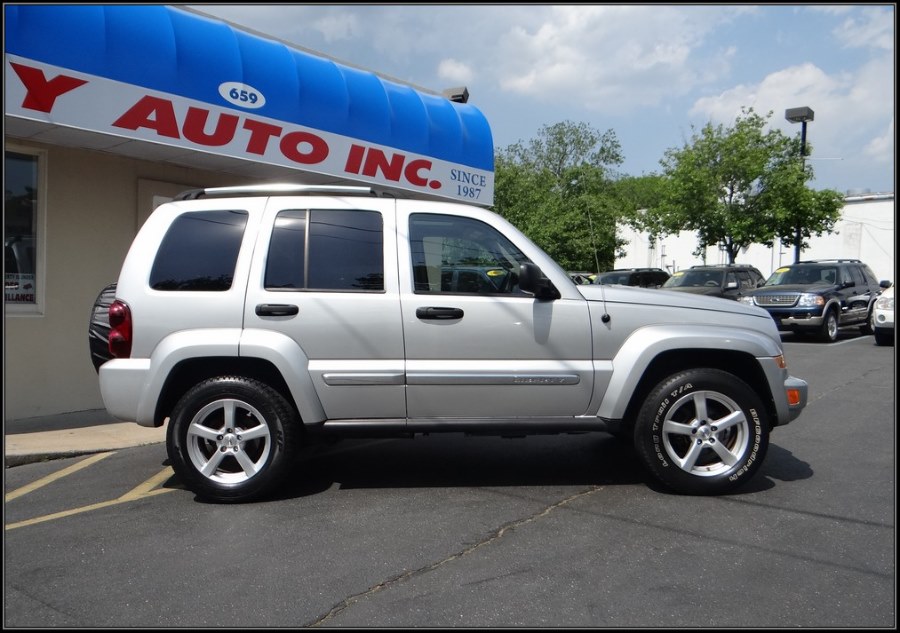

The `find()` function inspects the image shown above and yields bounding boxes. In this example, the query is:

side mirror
[880,280,892,289]
[518,263,558,300]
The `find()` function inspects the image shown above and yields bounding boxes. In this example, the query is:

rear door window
[265,209,384,292]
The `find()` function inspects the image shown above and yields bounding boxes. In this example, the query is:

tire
[167,376,300,503]
[874,328,893,346]
[819,308,839,343]
[860,309,875,335]
[633,368,769,495]
[88,282,117,373]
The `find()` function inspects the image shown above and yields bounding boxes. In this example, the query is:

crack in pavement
[309,485,601,626]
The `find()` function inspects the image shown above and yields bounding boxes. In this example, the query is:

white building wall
[616,195,895,282]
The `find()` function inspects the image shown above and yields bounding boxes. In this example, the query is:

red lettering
[182,108,238,146]
[243,120,282,155]
[362,148,403,182]
[344,144,365,174]
[112,96,180,139]
[404,159,433,187]
[10,62,87,113]
[280,131,329,165]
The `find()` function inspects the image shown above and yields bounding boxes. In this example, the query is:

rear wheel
[167,376,300,503]
[633,368,769,495]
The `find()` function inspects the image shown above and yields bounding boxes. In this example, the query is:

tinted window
[150,210,248,291]
[409,213,529,294]
[265,209,384,292]
[860,265,879,286]
[264,211,306,289]
[845,265,863,286]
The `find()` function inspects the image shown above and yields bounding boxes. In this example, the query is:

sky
[188,4,895,196]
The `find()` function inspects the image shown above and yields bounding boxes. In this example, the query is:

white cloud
[864,119,894,163]
[312,13,362,43]
[832,6,894,50]
[492,5,751,112]
[437,59,474,84]
[688,53,893,192]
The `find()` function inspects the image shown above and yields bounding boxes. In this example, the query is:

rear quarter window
[149,210,248,291]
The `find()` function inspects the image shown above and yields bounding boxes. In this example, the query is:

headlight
[796,293,825,308]
[739,296,755,306]
[875,295,894,311]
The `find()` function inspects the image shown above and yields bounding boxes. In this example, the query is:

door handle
[255,303,299,316]
[416,306,464,320]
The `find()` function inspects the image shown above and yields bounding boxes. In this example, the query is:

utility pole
[785,106,814,263]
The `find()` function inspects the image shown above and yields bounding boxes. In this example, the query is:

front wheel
[861,308,875,335]
[819,309,839,343]
[167,376,300,503]
[633,369,769,495]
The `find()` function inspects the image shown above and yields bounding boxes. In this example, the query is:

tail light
[108,300,132,359]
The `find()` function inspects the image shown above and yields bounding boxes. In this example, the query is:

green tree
[493,121,625,271]
[759,136,845,259]
[649,107,842,263]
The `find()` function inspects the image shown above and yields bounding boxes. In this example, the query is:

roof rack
[797,259,862,264]
[175,184,380,201]
[689,263,758,268]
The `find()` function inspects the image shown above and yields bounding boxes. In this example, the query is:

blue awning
[5,4,495,203]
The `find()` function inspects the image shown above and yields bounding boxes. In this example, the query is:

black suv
[740,259,890,342]
[661,264,765,300]
[593,268,670,288]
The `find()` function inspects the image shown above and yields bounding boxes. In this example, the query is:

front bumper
[784,375,808,423]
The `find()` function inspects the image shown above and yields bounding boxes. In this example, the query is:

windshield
[663,269,724,288]
[765,266,837,286]
[595,272,631,285]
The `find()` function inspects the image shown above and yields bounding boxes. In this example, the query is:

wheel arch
[154,356,322,428]
[156,357,281,425]
[617,349,777,436]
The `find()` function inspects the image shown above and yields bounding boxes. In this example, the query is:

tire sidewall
[167,376,298,503]
[634,368,769,495]
[821,309,839,342]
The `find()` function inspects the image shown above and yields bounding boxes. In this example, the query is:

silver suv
[95,184,808,502]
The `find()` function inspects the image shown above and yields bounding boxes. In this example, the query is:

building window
[5,148,46,315]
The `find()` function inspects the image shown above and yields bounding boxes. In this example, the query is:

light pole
[785,106,814,263]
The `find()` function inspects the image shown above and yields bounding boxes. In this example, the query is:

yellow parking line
[5,452,115,502]
[5,466,178,531]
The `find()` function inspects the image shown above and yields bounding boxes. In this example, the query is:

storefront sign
[5,56,494,205]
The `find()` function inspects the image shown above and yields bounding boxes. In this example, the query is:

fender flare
[239,328,327,424]
[138,328,326,425]
[596,323,782,420]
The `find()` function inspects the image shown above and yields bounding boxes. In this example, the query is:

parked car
[593,268,670,288]
[92,183,808,502]
[739,259,890,343]
[872,284,894,346]
[661,264,765,300]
